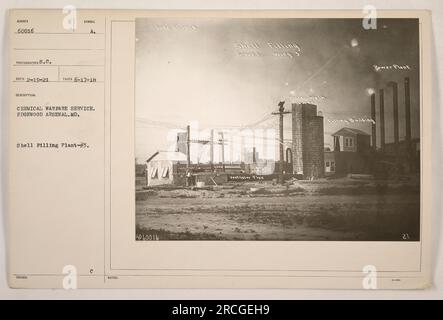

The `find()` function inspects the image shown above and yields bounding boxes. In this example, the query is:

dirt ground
[135,178,420,241]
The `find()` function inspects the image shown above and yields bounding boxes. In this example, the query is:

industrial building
[142,102,326,186]
[145,151,187,186]
[291,103,325,179]
[370,77,420,177]
[324,128,372,176]
[139,76,419,186]
[323,77,420,178]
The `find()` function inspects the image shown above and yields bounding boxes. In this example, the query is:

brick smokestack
[292,104,303,175]
[389,82,399,145]
[291,103,323,179]
[404,77,412,143]
[370,93,376,150]
[379,89,385,151]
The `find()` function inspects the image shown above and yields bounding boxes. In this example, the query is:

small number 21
[402,233,410,240]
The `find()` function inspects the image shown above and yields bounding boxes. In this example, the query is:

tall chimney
[404,77,412,142]
[370,93,377,150]
[379,89,385,151]
[389,82,399,145]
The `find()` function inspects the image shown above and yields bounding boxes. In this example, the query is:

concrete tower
[291,103,325,179]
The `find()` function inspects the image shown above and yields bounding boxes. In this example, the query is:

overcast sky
[135,18,420,162]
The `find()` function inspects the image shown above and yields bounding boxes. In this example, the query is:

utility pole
[186,125,191,168]
[272,101,291,184]
[184,125,226,170]
[210,129,214,171]
[219,132,225,164]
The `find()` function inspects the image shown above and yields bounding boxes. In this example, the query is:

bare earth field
[135,178,420,241]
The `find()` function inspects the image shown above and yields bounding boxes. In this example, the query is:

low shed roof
[332,127,370,137]
[147,151,187,163]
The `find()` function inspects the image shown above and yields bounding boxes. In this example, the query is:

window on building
[161,167,169,178]
[334,136,341,151]
[325,161,331,173]
[344,137,354,148]
[331,161,335,172]
[150,168,158,179]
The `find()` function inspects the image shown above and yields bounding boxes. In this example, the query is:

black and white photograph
[135,18,421,241]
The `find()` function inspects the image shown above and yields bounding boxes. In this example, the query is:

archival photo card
[135,17,421,242]
[7,9,431,289]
